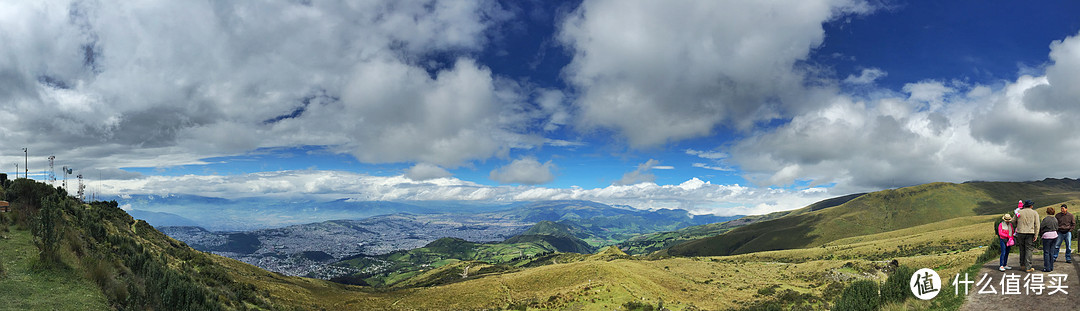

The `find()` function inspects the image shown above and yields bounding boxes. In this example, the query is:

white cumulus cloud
[729,30,1080,192]
[0,0,566,173]
[559,0,872,147]
[405,163,452,181]
[843,68,887,85]
[88,170,833,216]
[489,157,556,185]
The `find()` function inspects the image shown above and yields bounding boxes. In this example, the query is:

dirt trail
[960,247,1080,311]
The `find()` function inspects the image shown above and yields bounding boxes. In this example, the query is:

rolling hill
[668,178,1080,257]
[619,193,866,255]
[330,220,597,287]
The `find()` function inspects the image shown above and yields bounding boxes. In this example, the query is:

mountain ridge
[667,178,1080,257]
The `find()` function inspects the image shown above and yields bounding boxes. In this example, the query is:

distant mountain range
[155,200,740,278]
[113,195,738,232]
[112,195,460,231]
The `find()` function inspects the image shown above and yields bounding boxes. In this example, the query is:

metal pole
[22,148,27,180]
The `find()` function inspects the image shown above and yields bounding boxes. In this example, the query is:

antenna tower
[77,173,85,202]
[48,156,56,186]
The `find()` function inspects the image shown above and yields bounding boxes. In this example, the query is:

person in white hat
[997,213,1015,271]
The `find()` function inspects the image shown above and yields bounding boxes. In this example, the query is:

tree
[34,193,64,264]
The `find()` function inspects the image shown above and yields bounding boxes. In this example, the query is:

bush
[880,265,915,304]
[834,279,880,311]
[33,193,64,264]
[622,300,656,311]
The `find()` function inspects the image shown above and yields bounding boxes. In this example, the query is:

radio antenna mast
[48,156,56,186]
[77,173,85,202]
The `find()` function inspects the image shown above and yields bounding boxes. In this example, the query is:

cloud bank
[559,0,871,146]
[0,0,558,171]
[89,170,831,216]
[731,31,1080,192]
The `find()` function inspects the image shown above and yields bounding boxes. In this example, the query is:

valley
[159,213,532,279]
[156,200,736,279]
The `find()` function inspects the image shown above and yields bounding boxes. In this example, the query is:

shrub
[834,279,880,311]
[33,193,64,264]
[622,300,656,311]
[881,265,915,304]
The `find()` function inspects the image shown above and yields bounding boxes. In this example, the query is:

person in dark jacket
[1040,207,1060,272]
[1014,200,1040,272]
[1055,203,1075,263]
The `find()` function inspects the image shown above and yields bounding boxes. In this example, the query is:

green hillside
[331,220,595,287]
[502,220,595,254]
[619,193,866,255]
[0,178,294,310]
[497,200,740,246]
[669,179,1080,257]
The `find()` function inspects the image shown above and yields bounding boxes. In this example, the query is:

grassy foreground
[0,226,110,310]
[209,215,994,310]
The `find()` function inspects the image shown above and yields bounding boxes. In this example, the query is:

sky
[2,0,1080,216]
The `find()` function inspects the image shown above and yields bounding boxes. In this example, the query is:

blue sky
[3,0,1080,215]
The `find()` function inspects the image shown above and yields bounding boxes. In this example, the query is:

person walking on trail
[1040,207,1060,272]
[1055,203,1075,263]
[997,213,1015,271]
[1013,200,1040,273]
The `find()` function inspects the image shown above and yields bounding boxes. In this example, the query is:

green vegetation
[620,193,865,255]
[0,179,275,310]
[501,200,739,247]
[669,180,1080,257]
[834,279,881,311]
[332,220,597,287]
[0,227,110,310]
[880,265,915,304]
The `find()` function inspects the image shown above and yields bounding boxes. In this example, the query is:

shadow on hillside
[669,213,824,257]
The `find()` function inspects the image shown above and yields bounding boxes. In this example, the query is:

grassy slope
[669,180,1080,257]
[233,215,992,310]
[334,221,595,287]
[0,228,111,311]
[1,199,995,310]
[619,193,866,255]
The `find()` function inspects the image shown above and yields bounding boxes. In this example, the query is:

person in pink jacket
[997,213,1015,271]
